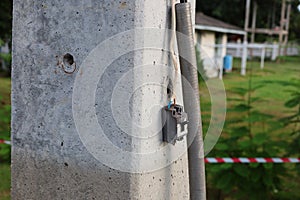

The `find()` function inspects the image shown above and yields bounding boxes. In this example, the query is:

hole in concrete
[63,53,74,66]
[62,53,76,74]
[64,162,69,167]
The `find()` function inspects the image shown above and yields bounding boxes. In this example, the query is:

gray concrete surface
[12,0,190,199]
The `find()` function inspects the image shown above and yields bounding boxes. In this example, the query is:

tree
[196,0,245,28]
[289,0,300,41]
[196,0,300,42]
[0,0,12,42]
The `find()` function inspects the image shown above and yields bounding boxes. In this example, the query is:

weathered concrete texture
[12,0,190,199]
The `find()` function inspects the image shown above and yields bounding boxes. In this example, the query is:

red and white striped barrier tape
[0,139,11,145]
[1,140,300,163]
[205,157,300,163]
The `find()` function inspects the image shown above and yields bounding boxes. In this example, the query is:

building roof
[195,13,246,35]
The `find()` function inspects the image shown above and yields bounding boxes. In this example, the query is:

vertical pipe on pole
[175,2,206,200]
[242,0,251,75]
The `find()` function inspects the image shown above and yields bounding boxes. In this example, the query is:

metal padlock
[162,104,188,144]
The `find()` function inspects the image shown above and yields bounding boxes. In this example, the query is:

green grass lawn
[0,163,10,200]
[0,76,11,103]
[0,76,11,200]
[201,56,300,133]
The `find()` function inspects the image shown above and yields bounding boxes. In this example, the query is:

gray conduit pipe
[175,1,206,200]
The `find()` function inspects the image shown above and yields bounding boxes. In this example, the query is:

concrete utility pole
[241,0,251,75]
[12,0,196,199]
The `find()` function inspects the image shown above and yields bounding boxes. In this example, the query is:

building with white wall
[194,13,246,78]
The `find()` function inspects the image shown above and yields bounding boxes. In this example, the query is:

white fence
[227,42,299,60]
[199,42,299,78]
[226,43,278,61]
[279,44,299,56]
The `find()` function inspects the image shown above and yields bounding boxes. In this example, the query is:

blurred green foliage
[281,79,300,166]
[200,57,300,199]
[0,77,11,163]
[0,163,10,200]
[0,96,10,162]
[0,0,12,42]
[197,0,300,42]
[0,52,11,65]
[207,82,289,199]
